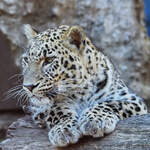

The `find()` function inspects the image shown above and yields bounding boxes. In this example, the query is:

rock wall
[0,0,150,108]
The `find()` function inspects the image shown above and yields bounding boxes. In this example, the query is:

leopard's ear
[63,26,86,51]
[23,24,38,40]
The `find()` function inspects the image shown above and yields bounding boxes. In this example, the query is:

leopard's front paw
[79,111,119,138]
[48,123,81,147]
[79,117,104,137]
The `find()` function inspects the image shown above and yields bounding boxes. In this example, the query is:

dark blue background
[144,0,150,37]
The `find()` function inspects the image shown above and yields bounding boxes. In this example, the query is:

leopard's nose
[23,83,39,92]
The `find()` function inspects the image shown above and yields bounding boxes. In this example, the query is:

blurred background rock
[0,0,150,141]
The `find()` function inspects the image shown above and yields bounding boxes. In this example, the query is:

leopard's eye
[42,56,56,66]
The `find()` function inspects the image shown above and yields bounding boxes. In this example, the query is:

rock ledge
[0,114,150,150]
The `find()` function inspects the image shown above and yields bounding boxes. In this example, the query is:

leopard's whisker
[20,91,28,105]
[17,90,26,106]
[3,88,22,103]
[8,73,23,81]
[6,85,22,95]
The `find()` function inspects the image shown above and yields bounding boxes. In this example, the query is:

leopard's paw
[48,123,81,147]
[79,116,104,137]
[79,111,119,137]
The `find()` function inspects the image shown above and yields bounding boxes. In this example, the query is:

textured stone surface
[0,0,150,104]
[0,111,23,142]
[0,114,150,150]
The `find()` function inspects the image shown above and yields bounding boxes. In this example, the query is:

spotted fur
[21,24,147,147]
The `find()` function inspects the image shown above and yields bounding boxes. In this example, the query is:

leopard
[21,24,148,147]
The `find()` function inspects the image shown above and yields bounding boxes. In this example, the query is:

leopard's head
[22,24,92,99]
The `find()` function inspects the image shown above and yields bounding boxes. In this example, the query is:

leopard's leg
[46,103,81,147]
[26,97,53,128]
[79,98,147,137]
[32,106,48,128]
